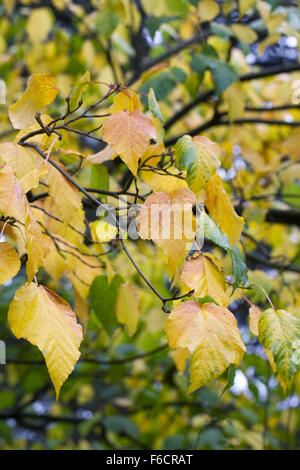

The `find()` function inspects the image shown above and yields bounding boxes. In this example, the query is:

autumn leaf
[9,73,58,129]
[0,242,21,285]
[175,135,221,197]
[138,188,196,275]
[165,300,245,392]
[258,308,300,392]
[8,283,83,398]
[205,173,244,246]
[0,165,48,281]
[181,252,229,306]
[115,282,140,336]
[249,305,262,336]
[102,110,157,175]
[198,211,247,289]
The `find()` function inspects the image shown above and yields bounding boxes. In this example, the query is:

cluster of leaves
[0,0,300,450]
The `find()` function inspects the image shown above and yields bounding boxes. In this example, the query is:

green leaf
[89,274,124,335]
[102,415,140,438]
[210,62,239,95]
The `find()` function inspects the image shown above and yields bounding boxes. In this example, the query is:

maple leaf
[138,188,196,276]
[9,74,58,129]
[175,135,221,197]
[258,308,300,393]
[165,300,246,392]
[0,242,21,285]
[181,252,229,306]
[249,305,262,336]
[102,110,157,175]
[8,283,83,398]
[45,162,82,224]
[0,166,48,281]
[205,173,244,246]
[115,282,140,336]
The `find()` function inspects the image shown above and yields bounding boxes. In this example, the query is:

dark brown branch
[164,63,300,133]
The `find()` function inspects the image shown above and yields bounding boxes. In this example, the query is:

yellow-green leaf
[0,165,48,281]
[9,74,58,129]
[8,283,83,398]
[138,188,196,276]
[115,282,140,336]
[258,308,300,392]
[165,300,245,392]
[205,173,244,246]
[102,110,157,175]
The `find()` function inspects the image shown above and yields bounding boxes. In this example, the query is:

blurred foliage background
[0,0,300,450]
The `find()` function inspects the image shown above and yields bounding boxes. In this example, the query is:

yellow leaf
[94,220,118,242]
[115,282,140,336]
[85,145,117,166]
[138,188,196,276]
[205,173,244,246]
[0,242,21,285]
[224,82,245,122]
[0,166,48,281]
[198,0,219,21]
[181,253,229,306]
[8,283,83,399]
[231,24,258,44]
[109,90,143,113]
[102,110,157,175]
[165,301,245,392]
[26,8,53,45]
[258,308,300,393]
[9,74,58,129]
[249,305,262,336]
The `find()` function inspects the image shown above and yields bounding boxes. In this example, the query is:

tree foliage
[0,0,300,450]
